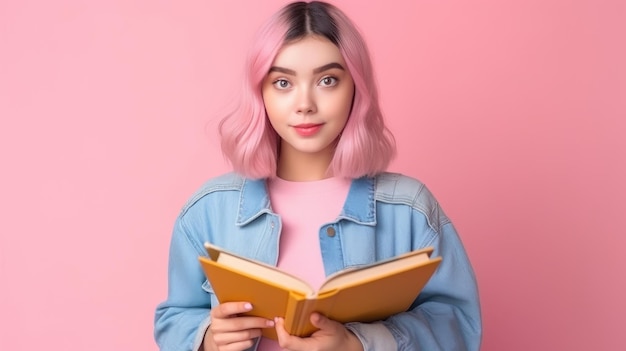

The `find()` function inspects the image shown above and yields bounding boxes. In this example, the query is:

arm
[154,215,273,351]
[154,217,213,351]
[347,221,482,351]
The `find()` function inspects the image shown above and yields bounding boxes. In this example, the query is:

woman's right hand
[202,301,275,351]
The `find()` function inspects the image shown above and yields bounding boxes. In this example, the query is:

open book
[198,243,441,340]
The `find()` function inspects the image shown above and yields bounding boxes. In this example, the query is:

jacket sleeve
[154,216,212,351]
[348,221,482,351]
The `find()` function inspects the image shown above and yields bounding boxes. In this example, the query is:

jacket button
[326,227,336,237]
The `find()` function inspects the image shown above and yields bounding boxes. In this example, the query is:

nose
[296,87,317,114]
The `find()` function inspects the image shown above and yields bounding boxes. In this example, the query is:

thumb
[309,312,330,329]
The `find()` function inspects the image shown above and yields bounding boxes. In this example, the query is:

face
[262,35,354,161]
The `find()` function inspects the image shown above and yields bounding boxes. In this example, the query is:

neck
[276,143,335,181]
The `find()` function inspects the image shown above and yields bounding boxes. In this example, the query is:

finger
[309,312,331,330]
[214,338,257,351]
[273,317,291,344]
[274,317,307,350]
[211,315,275,333]
[211,301,253,319]
[211,327,263,346]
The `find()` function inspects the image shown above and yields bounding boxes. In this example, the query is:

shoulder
[374,172,434,206]
[179,172,246,216]
[374,172,450,229]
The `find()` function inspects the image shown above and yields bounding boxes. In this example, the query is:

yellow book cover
[198,243,441,340]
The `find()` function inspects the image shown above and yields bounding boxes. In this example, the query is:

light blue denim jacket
[154,172,482,351]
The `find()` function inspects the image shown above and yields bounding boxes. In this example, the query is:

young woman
[154,2,481,351]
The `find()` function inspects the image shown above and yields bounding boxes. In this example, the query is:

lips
[292,123,323,137]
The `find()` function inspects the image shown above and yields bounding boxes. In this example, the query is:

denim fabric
[154,172,482,351]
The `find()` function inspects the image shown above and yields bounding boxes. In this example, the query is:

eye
[273,79,291,89]
[319,76,338,87]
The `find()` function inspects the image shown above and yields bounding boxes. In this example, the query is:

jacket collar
[339,176,377,225]
[236,176,377,226]
[236,178,272,226]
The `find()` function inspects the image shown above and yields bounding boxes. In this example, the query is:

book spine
[292,298,318,337]
[284,291,306,336]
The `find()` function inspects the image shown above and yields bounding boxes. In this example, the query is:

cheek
[335,88,354,119]
[262,91,279,120]
[264,101,283,124]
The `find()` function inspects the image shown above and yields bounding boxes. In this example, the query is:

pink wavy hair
[218,1,396,179]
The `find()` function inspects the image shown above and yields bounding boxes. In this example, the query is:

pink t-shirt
[259,176,351,350]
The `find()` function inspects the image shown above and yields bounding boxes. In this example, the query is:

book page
[217,252,314,294]
[319,250,431,292]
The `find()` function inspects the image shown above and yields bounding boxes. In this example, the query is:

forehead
[272,35,346,69]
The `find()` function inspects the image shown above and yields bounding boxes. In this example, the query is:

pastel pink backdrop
[1,0,624,350]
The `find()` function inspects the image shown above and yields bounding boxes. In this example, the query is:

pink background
[1,0,624,350]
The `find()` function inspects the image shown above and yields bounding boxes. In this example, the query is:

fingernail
[267,319,275,327]
[244,303,252,310]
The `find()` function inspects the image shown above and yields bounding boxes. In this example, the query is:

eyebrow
[268,62,345,75]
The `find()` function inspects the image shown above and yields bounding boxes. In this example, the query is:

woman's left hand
[274,313,364,351]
